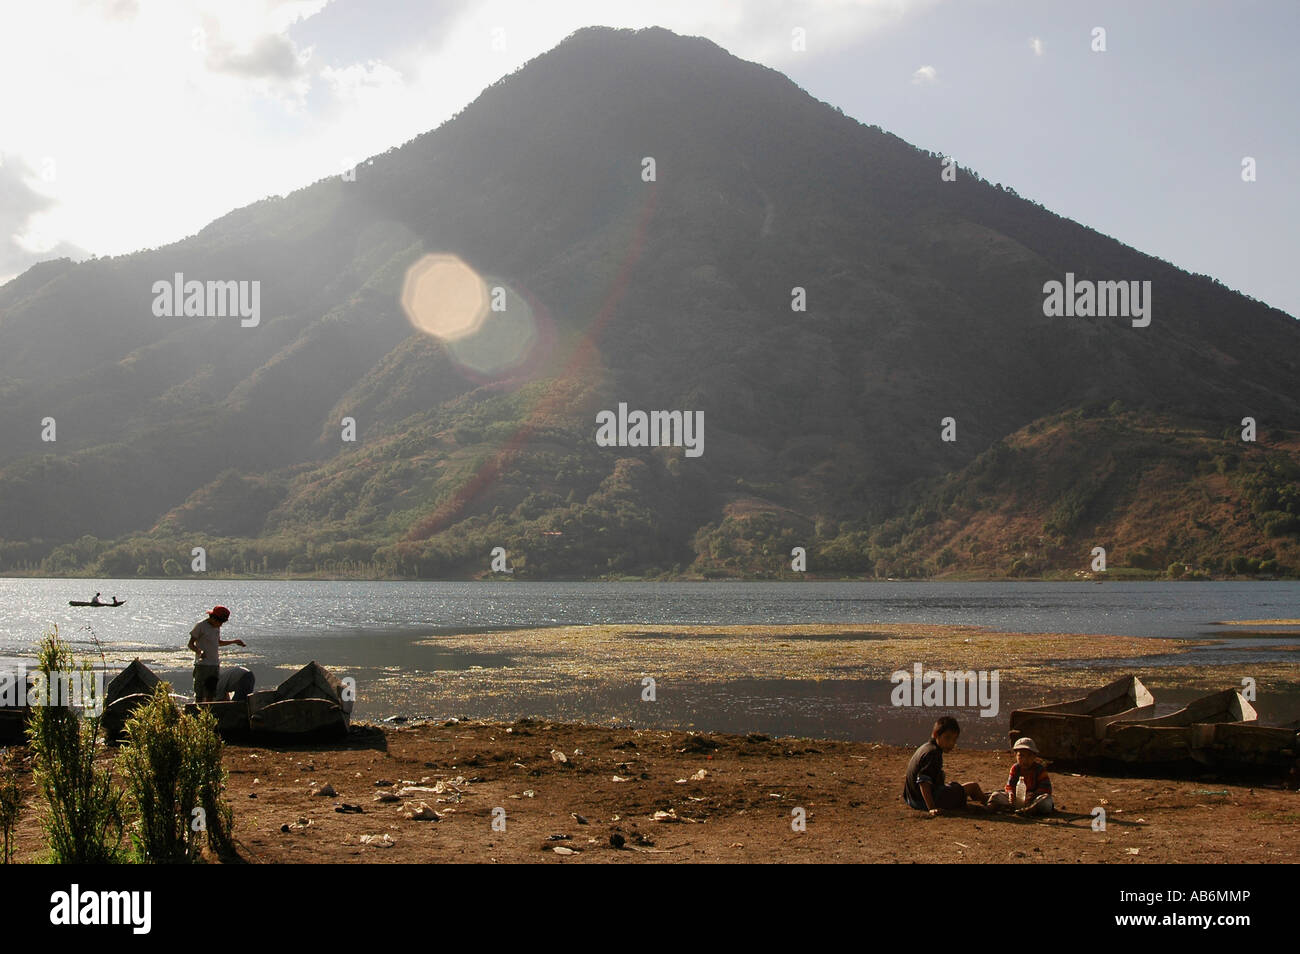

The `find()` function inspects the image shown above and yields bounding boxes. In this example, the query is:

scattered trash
[313,783,337,797]
[1190,789,1229,796]
[609,832,626,849]
[335,803,365,814]
[286,817,312,831]
[405,802,439,821]
[360,833,395,847]
[612,775,631,783]
[551,749,568,763]
[1126,848,1140,855]
[547,834,572,841]
[374,792,401,803]
[522,789,536,798]
[374,779,394,787]
[572,813,589,825]
[551,846,577,855]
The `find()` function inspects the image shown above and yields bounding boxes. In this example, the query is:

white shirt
[191,620,222,665]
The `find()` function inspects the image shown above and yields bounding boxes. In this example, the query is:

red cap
[210,605,231,621]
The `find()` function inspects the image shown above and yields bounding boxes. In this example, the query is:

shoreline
[14,621,1298,749]
[8,718,1296,864]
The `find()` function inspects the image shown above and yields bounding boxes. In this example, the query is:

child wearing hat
[187,606,245,702]
[988,737,1054,814]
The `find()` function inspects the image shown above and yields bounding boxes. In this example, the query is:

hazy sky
[1,0,1295,316]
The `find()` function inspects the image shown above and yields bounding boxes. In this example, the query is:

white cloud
[1029,36,1044,57]
[0,155,87,278]
[912,64,937,84]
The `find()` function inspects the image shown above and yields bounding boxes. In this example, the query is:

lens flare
[400,254,541,377]
[400,253,489,342]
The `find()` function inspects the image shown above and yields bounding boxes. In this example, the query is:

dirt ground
[10,717,1292,864]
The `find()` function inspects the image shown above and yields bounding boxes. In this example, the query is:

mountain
[0,26,1297,580]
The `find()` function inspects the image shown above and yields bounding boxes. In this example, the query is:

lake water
[2,579,1295,745]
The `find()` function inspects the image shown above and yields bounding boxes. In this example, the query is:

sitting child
[902,716,989,815]
[988,737,1054,814]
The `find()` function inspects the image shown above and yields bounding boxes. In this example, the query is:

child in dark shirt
[902,716,989,815]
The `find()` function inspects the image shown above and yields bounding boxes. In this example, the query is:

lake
[1,579,1295,744]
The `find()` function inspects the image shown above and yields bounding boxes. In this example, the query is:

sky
[1,0,1296,316]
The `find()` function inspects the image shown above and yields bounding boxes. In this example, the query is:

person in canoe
[187,605,245,703]
[69,594,125,607]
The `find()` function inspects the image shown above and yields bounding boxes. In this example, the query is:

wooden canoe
[248,661,351,740]
[1099,689,1257,765]
[1008,674,1155,760]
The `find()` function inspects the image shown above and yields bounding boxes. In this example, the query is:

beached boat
[1016,677,1299,773]
[247,661,352,739]
[1099,689,1257,765]
[1008,675,1155,760]
[100,660,353,742]
[102,658,164,741]
[1202,721,1299,770]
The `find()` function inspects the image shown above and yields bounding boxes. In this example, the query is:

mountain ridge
[0,25,1296,579]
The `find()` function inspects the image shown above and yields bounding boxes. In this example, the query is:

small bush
[119,685,234,863]
[26,630,123,864]
[0,750,22,863]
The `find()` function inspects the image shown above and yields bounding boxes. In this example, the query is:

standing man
[187,606,245,702]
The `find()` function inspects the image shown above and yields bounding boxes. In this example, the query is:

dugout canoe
[104,660,352,742]
[1100,689,1299,770]
[1098,689,1257,765]
[1008,674,1155,760]
[0,667,31,743]
[102,659,189,742]
[247,661,352,740]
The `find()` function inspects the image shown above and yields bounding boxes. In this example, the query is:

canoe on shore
[1008,675,1155,760]
[98,659,353,743]
[1014,676,1299,773]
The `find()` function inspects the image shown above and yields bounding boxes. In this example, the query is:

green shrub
[25,631,123,863]
[0,750,22,863]
[118,685,233,863]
